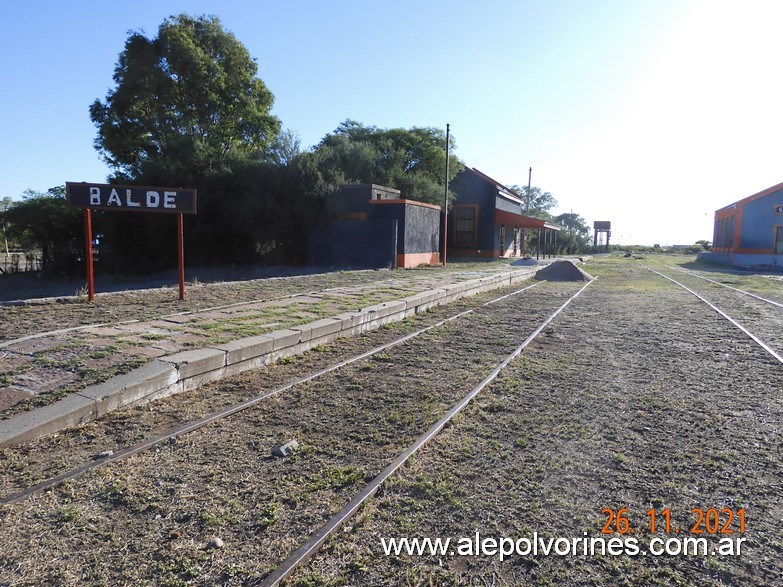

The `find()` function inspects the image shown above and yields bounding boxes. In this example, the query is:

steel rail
[645,266,783,365]
[260,278,594,587]
[1,281,542,506]
[667,266,783,309]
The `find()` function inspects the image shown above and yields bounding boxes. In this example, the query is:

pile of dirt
[535,260,593,281]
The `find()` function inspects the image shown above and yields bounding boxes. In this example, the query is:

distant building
[448,168,559,259]
[308,184,441,269]
[700,181,783,268]
[593,221,611,252]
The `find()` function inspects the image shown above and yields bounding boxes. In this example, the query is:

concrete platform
[0,262,571,447]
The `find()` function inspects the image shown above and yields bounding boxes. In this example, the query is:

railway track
[644,265,783,365]
[0,277,592,585]
[1,282,547,506]
[666,265,783,309]
[268,264,783,585]
[2,260,782,586]
[261,280,593,586]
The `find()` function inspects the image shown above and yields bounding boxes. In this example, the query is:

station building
[308,184,442,269]
[307,170,560,269]
[700,181,783,268]
[448,167,559,259]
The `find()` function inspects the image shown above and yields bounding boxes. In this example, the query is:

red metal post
[177,213,185,301]
[84,209,95,302]
[442,123,450,266]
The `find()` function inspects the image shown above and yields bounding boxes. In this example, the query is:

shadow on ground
[0,265,360,303]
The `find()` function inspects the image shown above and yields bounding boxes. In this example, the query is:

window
[728,216,735,250]
[455,206,478,245]
[775,226,783,254]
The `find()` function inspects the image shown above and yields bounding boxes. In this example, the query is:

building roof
[465,167,559,230]
[495,209,559,230]
[717,180,783,212]
[467,167,524,204]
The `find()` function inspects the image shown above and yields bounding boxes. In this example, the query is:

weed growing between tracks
[2,257,781,586]
[289,259,783,587]
[1,261,534,419]
[0,281,576,585]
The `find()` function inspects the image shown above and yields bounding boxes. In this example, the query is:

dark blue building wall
[495,195,521,215]
[740,189,783,251]
[308,219,398,268]
[448,171,496,252]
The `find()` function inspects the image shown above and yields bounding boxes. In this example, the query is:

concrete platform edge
[0,269,535,448]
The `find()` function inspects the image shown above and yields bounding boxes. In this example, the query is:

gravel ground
[652,265,783,358]
[291,258,783,586]
[0,256,781,586]
[0,278,577,586]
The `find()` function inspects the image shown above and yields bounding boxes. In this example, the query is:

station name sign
[66,182,197,214]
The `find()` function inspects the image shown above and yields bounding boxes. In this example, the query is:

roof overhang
[495,209,559,230]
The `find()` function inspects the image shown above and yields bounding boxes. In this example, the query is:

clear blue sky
[2,0,782,245]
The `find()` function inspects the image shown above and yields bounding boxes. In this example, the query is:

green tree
[2,188,82,273]
[268,128,303,167]
[554,212,591,254]
[313,120,463,206]
[1,196,14,257]
[510,185,558,220]
[90,14,280,184]
[507,184,558,256]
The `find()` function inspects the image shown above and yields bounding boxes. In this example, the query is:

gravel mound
[535,260,593,281]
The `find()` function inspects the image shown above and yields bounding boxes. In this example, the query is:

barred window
[455,206,477,245]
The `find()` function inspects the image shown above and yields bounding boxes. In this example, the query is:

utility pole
[522,167,532,256]
[442,123,450,266]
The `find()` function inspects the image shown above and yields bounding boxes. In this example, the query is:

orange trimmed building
[448,167,559,259]
[702,181,783,267]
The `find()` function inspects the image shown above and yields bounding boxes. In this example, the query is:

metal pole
[550,229,554,258]
[442,123,450,266]
[177,213,185,301]
[548,229,552,258]
[536,227,541,260]
[522,167,532,256]
[84,209,95,302]
[545,228,548,259]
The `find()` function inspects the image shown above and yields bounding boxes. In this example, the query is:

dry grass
[1,256,780,585]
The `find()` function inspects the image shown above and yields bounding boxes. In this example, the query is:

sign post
[177,213,185,301]
[84,209,95,302]
[66,182,197,302]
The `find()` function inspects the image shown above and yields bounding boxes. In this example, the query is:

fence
[0,251,42,275]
